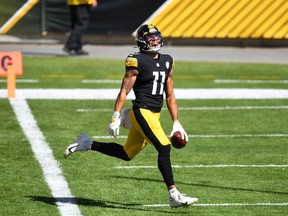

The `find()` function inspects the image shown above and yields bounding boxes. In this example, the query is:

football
[170,131,187,149]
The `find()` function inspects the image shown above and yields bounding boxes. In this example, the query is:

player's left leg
[64,133,92,158]
[64,124,147,160]
[64,132,132,161]
[90,126,147,161]
[131,107,174,186]
[131,107,198,207]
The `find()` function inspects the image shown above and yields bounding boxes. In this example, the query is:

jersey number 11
[152,71,165,95]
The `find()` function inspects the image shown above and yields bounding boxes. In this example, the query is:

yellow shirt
[67,0,94,5]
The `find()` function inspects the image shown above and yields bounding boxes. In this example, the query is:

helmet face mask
[145,32,162,52]
[136,24,163,53]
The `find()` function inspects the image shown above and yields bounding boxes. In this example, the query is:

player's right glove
[108,111,120,137]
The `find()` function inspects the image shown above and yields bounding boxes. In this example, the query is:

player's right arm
[108,69,137,137]
[108,55,138,137]
[114,68,138,113]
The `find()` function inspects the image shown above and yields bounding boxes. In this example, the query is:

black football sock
[91,141,131,161]
[157,145,174,187]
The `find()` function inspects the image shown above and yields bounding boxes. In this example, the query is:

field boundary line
[10,98,82,216]
[114,164,288,169]
[141,202,288,207]
[1,88,288,99]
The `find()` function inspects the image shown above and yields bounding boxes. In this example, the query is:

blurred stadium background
[0,0,287,46]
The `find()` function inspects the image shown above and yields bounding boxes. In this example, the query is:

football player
[64,24,198,208]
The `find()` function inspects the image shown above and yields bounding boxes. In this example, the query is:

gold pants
[124,107,170,159]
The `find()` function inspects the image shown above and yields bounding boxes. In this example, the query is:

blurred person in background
[63,0,98,55]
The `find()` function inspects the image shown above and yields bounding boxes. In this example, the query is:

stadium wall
[0,0,287,47]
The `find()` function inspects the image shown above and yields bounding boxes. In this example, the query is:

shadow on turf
[112,175,288,195]
[27,196,190,214]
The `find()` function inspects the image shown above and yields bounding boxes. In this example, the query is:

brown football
[170,131,186,149]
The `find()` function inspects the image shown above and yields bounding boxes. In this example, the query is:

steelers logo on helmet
[136,24,163,53]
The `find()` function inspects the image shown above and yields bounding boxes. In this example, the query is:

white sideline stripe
[82,79,122,83]
[114,164,288,169]
[141,203,288,207]
[77,105,288,112]
[92,134,288,139]
[10,99,82,216]
[215,79,288,84]
[1,88,288,99]
[0,79,39,83]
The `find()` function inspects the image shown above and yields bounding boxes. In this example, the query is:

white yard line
[81,79,122,83]
[215,80,288,84]
[77,108,113,112]
[92,134,288,140]
[177,106,288,110]
[141,202,288,207]
[0,79,38,83]
[1,88,288,99]
[77,105,288,112]
[114,164,288,169]
[10,98,82,216]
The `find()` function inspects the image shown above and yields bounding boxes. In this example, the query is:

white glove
[108,111,120,137]
[170,120,189,142]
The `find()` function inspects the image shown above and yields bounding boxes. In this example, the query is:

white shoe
[169,190,198,208]
[64,133,92,158]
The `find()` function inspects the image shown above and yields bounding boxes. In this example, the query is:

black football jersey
[125,52,174,112]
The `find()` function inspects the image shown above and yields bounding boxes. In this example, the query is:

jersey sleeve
[167,55,174,73]
[125,54,138,69]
